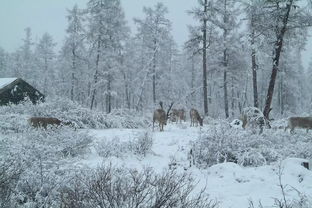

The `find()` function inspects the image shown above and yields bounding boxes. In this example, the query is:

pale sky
[0,0,311,68]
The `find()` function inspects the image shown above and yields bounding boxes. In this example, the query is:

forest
[0,0,311,118]
[1,0,312,207]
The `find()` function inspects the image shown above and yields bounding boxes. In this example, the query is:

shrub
[96,131,154,158]
[0,156,24,208]
[95,137,129,158]
[129,131,153,156]
[61,165,219,208]
[0,97,151,130]
[192,123,312,168]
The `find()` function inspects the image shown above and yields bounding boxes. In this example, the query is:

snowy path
[75,123,312,208]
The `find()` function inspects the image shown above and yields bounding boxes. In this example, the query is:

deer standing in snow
[178,109,186,123]
[190,109,203,127]
[285,117,312,133]
[153,102,174,131]
[169,109,179,123]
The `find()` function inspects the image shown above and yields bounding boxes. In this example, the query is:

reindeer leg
[290,127,295,134]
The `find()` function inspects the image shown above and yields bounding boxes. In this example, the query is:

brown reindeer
[285,117,312,133]
[190,109,203,127]
[169,109,179,123]
[153,102,174,131]
[178,109,186,123]
[28,117,75,129]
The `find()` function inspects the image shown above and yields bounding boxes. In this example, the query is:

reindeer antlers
[167,102,174,117]
[159,101,164,109]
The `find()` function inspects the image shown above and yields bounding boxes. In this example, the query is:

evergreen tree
[87,0,129,112]
[34,33,56,95]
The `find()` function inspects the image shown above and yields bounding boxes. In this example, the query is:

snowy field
[1,101,312,207]
[73,123,312,208]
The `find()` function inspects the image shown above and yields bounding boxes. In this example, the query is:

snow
[0,77,17,89]
[74,123,312,208]
[230,119,243,128]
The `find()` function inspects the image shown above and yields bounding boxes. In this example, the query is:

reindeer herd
[26,103,312,134]
[153,102,203,131]
[153,103,312,133]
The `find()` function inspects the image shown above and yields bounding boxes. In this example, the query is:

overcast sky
[0,0,311,69]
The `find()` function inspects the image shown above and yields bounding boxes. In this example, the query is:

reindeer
[169,109,179,123]
[169,109,186,123]
[153,102,174,131]
[285,117,312,133]
[190,109,203,127]
[178,109,186,123]
[240,107,270,134]
[28,117,76,130]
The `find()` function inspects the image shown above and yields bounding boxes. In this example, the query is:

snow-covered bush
[2,161,218,208]
[129,131,153,156]
[0,155,24,208]
[0,114,29,134]
[230,119,243,129]
[13,167,63,208]
[1,130,92,171]
[61,165,218,208]
[0,127,92,207]
[192,123,312,168]
[96,131,153,158]
[237,148,266,167]
[19,128,92,159]
[192,125,245,167]
[0,97,151,130]
[95,137,129,158]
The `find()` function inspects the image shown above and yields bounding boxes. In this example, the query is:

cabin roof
[0,78,45,105]
[0,78,18,89]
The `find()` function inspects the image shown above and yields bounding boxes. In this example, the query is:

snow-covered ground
[74,123,312,208]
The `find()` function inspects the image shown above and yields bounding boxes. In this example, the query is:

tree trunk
[152,39,157,105]
[224,70,229,118]
[251,19,259,108]
[43,56,48,95]
[71,48,76,101]
[231,76,235,117]
[124,74,130,109]
[237,91,242,114]
[90,40,101,110]
[263,0,293,119]
[191,55,195,102]
[202,0,209,116]
[223,0,229,118]
[107,75,111,113]
[280,71,284,115]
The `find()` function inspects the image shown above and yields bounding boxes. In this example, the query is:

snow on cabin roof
[0,78,18,89]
